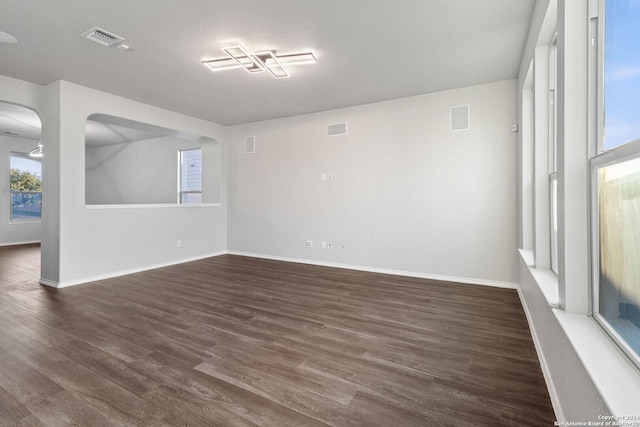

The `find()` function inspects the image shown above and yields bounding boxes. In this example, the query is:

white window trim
[549,172,558,275]
[554,308,640,416]
[85,203,221,210]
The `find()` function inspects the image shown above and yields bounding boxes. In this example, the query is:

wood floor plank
[0,244,555,426]
[297,352,435,411]
[0,384,33,425]
[27,391,120,427]
[0,353,64,407]
[9,343,165,425]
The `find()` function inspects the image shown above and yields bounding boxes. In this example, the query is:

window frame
[549,34,558,175]
[588,0,640,371]
[548,33,559,275]
[549,172,558,275]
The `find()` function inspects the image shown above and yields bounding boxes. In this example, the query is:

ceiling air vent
[81,27,124,47]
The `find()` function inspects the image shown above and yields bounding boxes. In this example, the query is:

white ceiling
[0,0,535,127]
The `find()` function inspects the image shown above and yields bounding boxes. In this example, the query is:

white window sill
[7,220,41,225]
[85,203,221,210]
[518,248,535,267]
[554,310,640,416]
[520,249,640,416]
[518,248,559,308]
[529,268,559,308]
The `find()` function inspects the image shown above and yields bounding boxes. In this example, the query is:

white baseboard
[40,251,518,289]
[44,251,227,288]
[0,240,40,247]
[39,278,59,288]
[227,250,518,289]
[42,249,518,290]
[516,286,564,422]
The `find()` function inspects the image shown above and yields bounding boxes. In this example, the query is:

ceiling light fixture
[29,141,43,158]
[0,30,18,44]
[203,45,316,78]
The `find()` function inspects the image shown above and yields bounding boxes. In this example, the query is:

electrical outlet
[327,172,333,181]
[176,240,182,248]
[327,242,333,250]
[306,240,313,248]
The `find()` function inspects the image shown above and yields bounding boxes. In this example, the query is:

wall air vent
[81,27,124,47]
[450,105,470,132]
[245,136,256,153]
[328,123,347,136]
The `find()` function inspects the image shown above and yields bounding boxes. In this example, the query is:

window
[549,35,558,174]
[9,154,42,221]
[549,35,559,274]
[592,143,640,369]
[179,148,202,204]
[591,0,640,369]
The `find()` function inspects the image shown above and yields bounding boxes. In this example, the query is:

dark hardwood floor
[0,244,555,426]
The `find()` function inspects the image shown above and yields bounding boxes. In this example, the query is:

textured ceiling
[0,0,535,126]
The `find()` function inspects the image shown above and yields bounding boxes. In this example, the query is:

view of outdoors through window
[597,0,640,362]
[10,154,42,221]
[598,157,640,356]
[603,0,640,150]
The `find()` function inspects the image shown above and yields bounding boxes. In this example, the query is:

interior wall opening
[84,113,220,206]
[0,100,43,285]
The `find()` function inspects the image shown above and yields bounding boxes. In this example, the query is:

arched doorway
[0,101,43,284]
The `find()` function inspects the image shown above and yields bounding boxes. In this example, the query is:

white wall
[44,81,227,287]
[86,137,177,205]
[228,80,519,285]
[0,135,42,245]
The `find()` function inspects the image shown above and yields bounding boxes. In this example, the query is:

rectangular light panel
[223,45,264,73]
[255,51,290,78]
[202,57,243,71]
[277,52,317,66]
